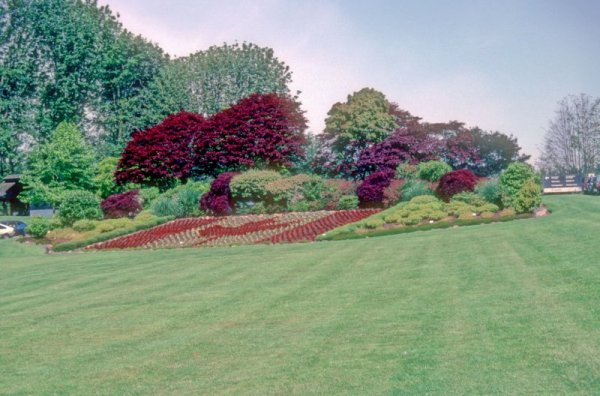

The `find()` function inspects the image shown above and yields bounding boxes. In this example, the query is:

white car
[0,223,15,238]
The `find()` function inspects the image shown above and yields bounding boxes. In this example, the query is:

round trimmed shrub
[364,218,385,229]
[499,162,540,208]
[58,190,102,226]
[513,178,542,213]
[101,190,142,219]
[230,170,282,202]
[416,160,452,182]
[436,169,478,202]
[26,216,50,238]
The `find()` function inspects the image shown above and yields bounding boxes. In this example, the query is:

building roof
[2,174,21,182]
[0,182,16,199]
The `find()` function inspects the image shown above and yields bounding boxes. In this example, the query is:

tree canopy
[115,112,206,186]
[539,94,600,174]
[116,94,307,186]
[0,0,166,166]
[128,42,295,140]
[20,121,97,206]
[323,88,398,153]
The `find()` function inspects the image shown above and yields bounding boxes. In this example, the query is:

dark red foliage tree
[101,190,142,219]
[115,112,206,185]
[200,172,238,216]
[195,93,308,176]
[436,169,478,201]
[355,131,440,179]
[357,169,395,207]
[422,121,480,170]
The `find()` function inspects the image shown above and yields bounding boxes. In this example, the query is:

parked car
[0,223,15,238]
[0,220,27,236]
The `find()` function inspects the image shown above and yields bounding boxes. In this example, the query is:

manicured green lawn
[1,195,599,394]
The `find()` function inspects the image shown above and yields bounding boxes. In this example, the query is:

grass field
[1,195,599,394]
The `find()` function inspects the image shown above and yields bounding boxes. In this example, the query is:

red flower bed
[87,209,380,250]
[262,209,378,244]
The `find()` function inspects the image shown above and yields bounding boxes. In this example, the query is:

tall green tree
[0,0,40,176]
[0,0,166,163]
[131,42,294,131]
[469,127,530,176]
[323,88,399,153]
[21,122,97,206]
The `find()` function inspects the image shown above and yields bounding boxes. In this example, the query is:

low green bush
[476,179,502,206]
[444,201,474,216]
[174,188,202,217]
[499,208,516,217]
[513,178,542,213]
[26,216,50,238]
[401,179,433,202]
[262,173,328,213]
[139,187,160,208]
[416,160,452,182]
[458,212,477,221]
[151,196,183,218]
[96,218,132,233]
[72,219,98,232]
[478,203,500,213]
[401,214,421,226]
[480,211,495,219]
[336,195,359,210]
[133,210,158,223]
[364,218,385,229]
[48,216,62,230]
[396,162,418,179]
[451,192,487,207]
[230,170,282,202]
[58,190,102,226]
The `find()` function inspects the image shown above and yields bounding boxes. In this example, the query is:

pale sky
[99,0,600,161]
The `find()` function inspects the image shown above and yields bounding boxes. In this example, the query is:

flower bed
[86,209,379,250]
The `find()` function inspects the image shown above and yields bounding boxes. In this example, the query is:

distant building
[0,174,28,215]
